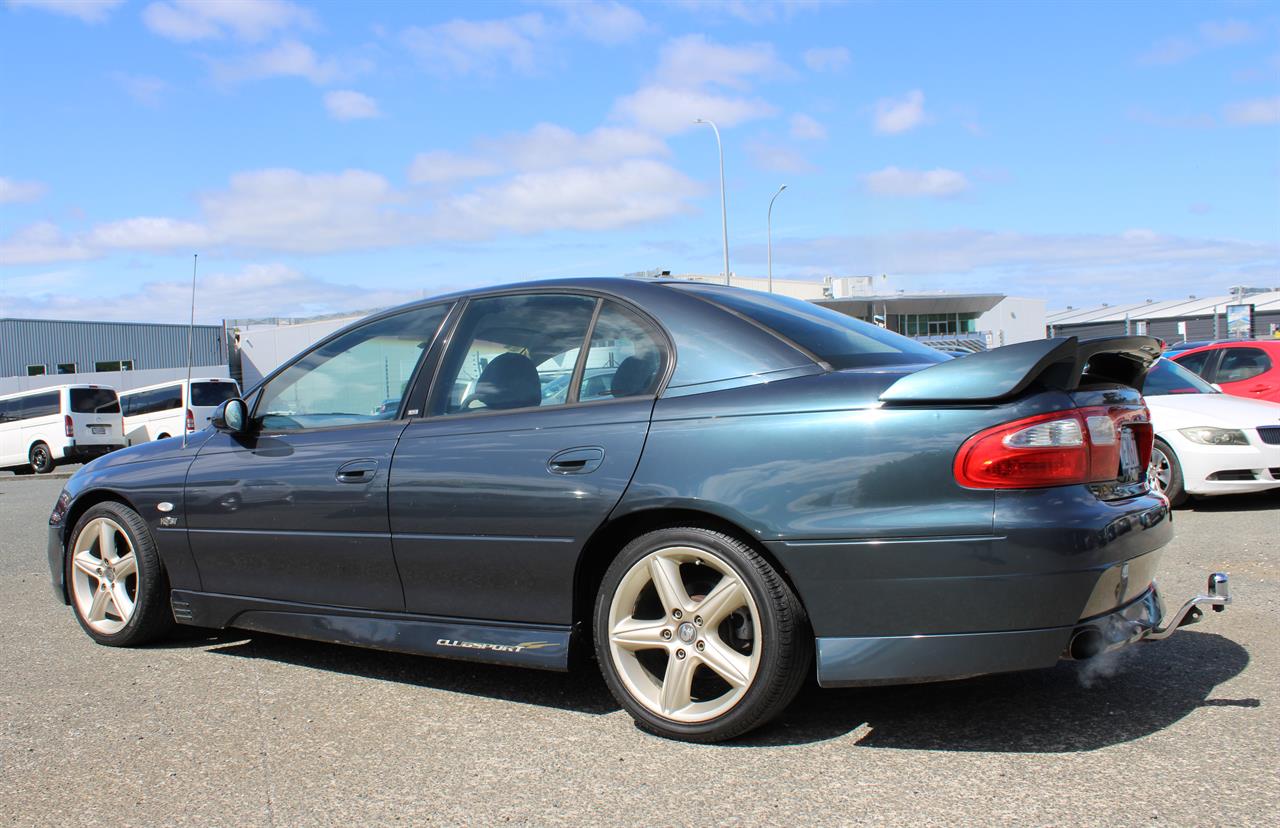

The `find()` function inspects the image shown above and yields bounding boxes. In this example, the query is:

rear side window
[191,382,239,407]
[21,392,60,419]
[1172,349,1213,378]
[70,388,120,414]
[676,286,948,370]
[1144,359,1216,396]
[579,302,665,402]
[1215,347,1271,383]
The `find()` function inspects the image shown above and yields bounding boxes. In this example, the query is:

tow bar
[1145,572,1231,640]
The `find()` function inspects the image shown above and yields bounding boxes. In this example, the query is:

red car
[1170,339,1280,404]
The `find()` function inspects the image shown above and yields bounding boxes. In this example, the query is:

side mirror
[212,398,249,434]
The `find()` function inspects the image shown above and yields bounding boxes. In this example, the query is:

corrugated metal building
[1,318,227,379]
[1047,289,1280,341]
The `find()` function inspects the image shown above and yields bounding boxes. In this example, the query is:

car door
[389,293,669,625]
[1212,346,1277,401]
[183,303,451,611]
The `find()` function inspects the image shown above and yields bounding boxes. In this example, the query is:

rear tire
[65,501,174,646]
[594,527,811,743]
[1149,439,1188,507]
[29,442,55,474]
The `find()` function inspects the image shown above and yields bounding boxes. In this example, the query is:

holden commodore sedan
[46,279,1231,742]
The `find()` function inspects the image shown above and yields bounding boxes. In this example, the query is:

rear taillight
[64,414,74,438]
[185,409,195,432]
[954,407,1152,489]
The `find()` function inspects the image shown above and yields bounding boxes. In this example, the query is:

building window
[26,364,46,376]
[895,312,982,338]
[94,360,134,372]
[57,363,76,374]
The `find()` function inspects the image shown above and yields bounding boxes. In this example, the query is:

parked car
[119,378,241,445]
[1170,340,1280,404]
[1,385,124,474]
[45,281,1231,742]
[1143,358,1280,506]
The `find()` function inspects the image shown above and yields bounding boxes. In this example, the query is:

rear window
[675,285,948,370]
[70,387,120,414]
[1144,359,1216,396]
[191,382,239,407]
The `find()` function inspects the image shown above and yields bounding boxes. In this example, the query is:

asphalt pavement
[2,478,1277,826]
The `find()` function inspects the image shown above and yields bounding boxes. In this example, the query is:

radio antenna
[183,253,198,448]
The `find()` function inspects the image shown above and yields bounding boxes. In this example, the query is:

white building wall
[236,315,363,389]
[976,296,1047,347]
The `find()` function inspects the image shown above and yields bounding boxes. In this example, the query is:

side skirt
[170,590,571,672]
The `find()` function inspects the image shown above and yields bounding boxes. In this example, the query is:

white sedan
[1144,358,1280,506]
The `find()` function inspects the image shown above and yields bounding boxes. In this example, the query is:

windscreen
[1144,358,1217,396]
[190,382,239,407]
[70,387,120,414]
[674,285,948,370]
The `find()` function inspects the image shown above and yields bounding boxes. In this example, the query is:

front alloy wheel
[595,527,810,742]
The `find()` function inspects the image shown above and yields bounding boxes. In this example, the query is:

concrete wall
[0,365,230,397]
[235,315,364,390]
[977,296,1047,346]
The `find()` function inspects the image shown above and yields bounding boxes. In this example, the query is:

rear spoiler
[880,336,1163,404]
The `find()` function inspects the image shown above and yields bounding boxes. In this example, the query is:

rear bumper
[816,574,1231,686]
[64,443,124,461]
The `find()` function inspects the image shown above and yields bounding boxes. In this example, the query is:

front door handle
[336,459,379,483]
[547,447,604,475]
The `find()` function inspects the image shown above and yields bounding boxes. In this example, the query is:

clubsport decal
[436,639,556,654]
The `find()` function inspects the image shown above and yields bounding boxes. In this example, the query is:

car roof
[1171,339,1280,357]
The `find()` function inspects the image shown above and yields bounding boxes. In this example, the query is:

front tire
[594,527,811,742]
[1149,438,1188,507]
[29,442,55,474]
[66,502,174,646]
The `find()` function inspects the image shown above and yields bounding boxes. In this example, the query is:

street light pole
[767,184,787,293]
[694,118,730,285]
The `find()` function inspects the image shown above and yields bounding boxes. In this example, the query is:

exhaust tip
[1070,627,1105,660]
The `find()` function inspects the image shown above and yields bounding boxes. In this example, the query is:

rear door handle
[548,447,604,475]
[336,459,379,483]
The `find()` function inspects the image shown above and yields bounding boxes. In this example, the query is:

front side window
[431,294,596,415]
[70,388,120,414]
[255,304,449,431]
[1216,347,1272,383]
[579,301,665,402]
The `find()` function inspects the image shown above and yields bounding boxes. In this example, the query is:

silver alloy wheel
[1149,446,1172,494]
[606,546,761,723]
[70,517,138,635]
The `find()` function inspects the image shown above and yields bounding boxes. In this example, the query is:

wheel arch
[572,506,804,649]
[56,488,141,602]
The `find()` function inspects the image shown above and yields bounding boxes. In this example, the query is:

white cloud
[0,222,94,265]
[5,0,121,24]
[873,89,928,134]
[439,159,700,236]
[672,0,834,25]
[403,13,547,76]
[654,34,784,90]
[613,85,776,135]
[4,262,420,324]
[210,39,358,86]
[324,89,381,121]
[0,176,47,204]
[1224,96,1280,126]
[802,46,849,72]
[863,166,969,198]
[1138,18,1261,65]
[142,0,314,43]
[113,73,169,106]
[558,1,649,44]
[408,151,504,185]
[86,217,211,250]
[789,113,826,140]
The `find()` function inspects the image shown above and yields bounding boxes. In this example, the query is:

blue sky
[1,0,1277,323]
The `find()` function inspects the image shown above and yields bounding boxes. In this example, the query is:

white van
[119,377,240,445]
[0,385,125,474]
